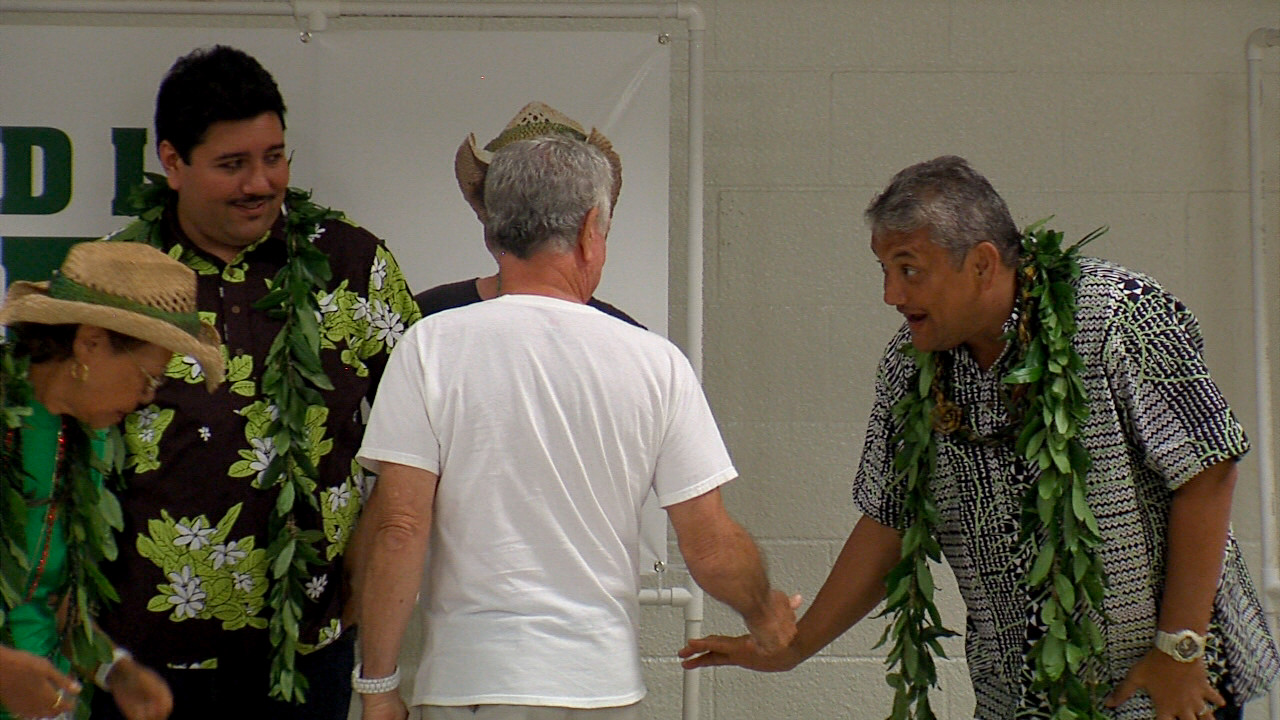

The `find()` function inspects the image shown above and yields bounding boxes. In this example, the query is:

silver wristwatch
[1154,629,1207,662]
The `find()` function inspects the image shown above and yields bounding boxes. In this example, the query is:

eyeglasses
[125,348,167,394]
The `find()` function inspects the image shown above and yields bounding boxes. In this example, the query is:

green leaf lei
[122,173,340,703]
[876,221,1110,720]
[1,345,127,696]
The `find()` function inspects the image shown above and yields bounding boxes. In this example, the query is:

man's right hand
[744,589,802,653]
[677,632,802,673]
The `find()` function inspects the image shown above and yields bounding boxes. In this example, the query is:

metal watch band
[351,662,401,694]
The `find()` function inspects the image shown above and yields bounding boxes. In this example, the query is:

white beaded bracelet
[351,663,401,694]
[94,647,132,691]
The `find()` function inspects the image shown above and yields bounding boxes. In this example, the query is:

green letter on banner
[112,127,147,215]
[1,127,73,215]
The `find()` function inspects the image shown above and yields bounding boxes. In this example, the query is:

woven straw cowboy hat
[455,101,623,223]
[0,242,225,390]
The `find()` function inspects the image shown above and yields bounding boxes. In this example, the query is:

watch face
[1175,636,1200,659]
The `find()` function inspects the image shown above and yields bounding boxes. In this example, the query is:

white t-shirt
[357,294,736,708]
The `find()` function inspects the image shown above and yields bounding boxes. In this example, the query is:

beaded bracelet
[94,647,132,691]
[351,663,401,694]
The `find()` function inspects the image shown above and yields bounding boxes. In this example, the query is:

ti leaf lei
[875,221,1111,720]
[123,173,340,703]
[0,345,127,698]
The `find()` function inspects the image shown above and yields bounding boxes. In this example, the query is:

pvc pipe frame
[1247,25,1280,720]
[0,2,710,719]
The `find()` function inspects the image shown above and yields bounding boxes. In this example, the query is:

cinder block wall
[7,2,1278,719]
[652,2,1280,719]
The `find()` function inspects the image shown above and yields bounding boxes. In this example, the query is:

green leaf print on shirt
[138,504,269,630]
[319,461,365,561]
[297,618,342,655]
[124,405,175,474]
[166,311,223,387]
[225,354,256,397]
[229,400,333,491]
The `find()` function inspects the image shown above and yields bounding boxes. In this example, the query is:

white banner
[0,26,671,567]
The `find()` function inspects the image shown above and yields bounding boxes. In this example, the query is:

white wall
[4,2,1278,719]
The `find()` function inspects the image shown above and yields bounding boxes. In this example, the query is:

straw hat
[0,242,225,390]
[455,101,623,223]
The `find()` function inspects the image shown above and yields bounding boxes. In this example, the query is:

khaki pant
[411,703,642,720]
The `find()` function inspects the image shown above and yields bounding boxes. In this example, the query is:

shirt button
[231,305,242,314]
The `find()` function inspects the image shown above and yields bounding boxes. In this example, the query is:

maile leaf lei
[876,221,1110,720]
[121,173,340,703]
[1,345,128,714]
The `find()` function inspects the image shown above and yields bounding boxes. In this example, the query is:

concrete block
[711,0,951,71]
[1183,2,1280,75]
[712,657,895,719]
[938,657,977,720]
[997,190,1188,283]
[703,302,883,424]
[1184,191,1280,320]
[639,657,714,720]
[705,71,832,186]
[949,1,1186,73]
[713,188,885,307]
[830,72,1070,190]
[718,420,864,539]
[1058,73,1254,193]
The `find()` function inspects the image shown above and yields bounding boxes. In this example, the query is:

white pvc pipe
[0,1,283,12]
[0,0,685,20]
[681,15,708,719]
[1247,25,1280,720]
[681,573,705,720]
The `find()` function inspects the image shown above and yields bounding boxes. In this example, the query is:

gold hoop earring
[71,362,89,382]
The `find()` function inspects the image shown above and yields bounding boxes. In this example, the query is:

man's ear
[970,241,1001,283]
[157,140,184,192]
[577,206,607,264]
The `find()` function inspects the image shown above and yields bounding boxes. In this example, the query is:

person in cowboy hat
[354,133,799,720]
[0,241,225,720]
[414,101,644,328]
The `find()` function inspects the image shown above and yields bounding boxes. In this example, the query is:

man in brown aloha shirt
[92,46,419,720]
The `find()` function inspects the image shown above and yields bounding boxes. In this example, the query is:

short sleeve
[652,352,737,508]
[852,341,913,530]
[1103,284,1249,490]
[356,321,439,475]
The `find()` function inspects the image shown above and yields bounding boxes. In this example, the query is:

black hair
[155,45,287,162]
[11,323,146,364]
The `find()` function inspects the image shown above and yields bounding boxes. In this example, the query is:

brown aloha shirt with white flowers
[854,258,1279,720]
[97,202,420,674]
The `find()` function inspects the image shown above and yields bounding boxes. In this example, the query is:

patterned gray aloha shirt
[854,258,1280,720]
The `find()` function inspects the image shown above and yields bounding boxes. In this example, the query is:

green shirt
[9,398,103,671]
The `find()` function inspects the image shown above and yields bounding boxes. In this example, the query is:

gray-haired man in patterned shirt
[681,155,1279,720]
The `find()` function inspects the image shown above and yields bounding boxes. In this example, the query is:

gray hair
[864,155,1021,267]
[483,135,614,259]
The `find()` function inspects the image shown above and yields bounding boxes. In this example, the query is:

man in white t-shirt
[353,135,798,720]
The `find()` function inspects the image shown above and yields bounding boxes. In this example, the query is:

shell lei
[876,221,1111,720]
[121,174,342,703]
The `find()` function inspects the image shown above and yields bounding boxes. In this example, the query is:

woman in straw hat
[0,242,224,720]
